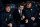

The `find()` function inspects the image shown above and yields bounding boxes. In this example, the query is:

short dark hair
[26,1,32,5]
[4,4,11,11]
[5,4,11,8]
[18,3,24,7]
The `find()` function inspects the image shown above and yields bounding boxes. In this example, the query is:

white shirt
[18,8,23,20]
[18,9,22,14]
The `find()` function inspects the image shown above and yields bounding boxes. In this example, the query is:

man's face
[27,3,32,8]
[19,5,24,10]
[5,6,11,12]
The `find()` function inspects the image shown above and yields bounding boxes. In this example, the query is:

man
[13,3,28,27]
[1,5,13,27]
[25,1,38,27]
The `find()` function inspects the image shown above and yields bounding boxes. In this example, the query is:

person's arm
[31,9,37,21]
[23,10,29,23]
[13,10,20,24]
[1,13,8,26]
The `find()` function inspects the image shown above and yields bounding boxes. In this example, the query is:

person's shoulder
[13,9,18,13]
[14,9,18,11]
[23,9,26,12]
[1,12,5,17]
[13,9,18,12]
[1,11,6,15]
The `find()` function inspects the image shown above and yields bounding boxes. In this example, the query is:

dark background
[0,0,40,10]
[0,0,40,4]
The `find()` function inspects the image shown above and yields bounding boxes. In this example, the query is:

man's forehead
[27,3,31,5]
[20,6,24,7]
[6,6,11,8]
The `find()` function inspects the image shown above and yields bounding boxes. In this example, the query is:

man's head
[5,5,11,12]
[18,3,24,11]
[26,1,32,8]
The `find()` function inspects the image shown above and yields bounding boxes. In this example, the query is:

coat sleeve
[1,13,8,26]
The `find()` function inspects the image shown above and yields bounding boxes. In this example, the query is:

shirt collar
[18,8,22,13]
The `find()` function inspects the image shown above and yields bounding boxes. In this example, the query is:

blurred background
[0,0,40,12]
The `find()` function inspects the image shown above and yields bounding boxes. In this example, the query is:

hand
[22,15,25,20]
[39,13,40,15]
[31,17,35,21]
[25,19,28,23]
[8,23,12,27]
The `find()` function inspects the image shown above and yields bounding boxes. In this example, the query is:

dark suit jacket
[13,9,26,24]
[1,11,14,27]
